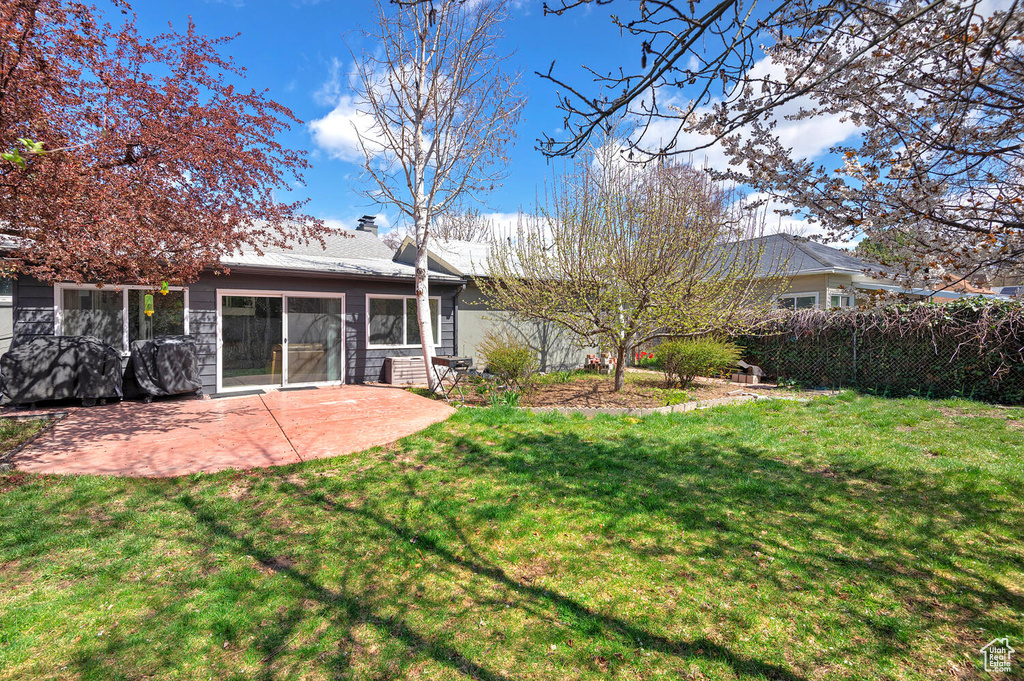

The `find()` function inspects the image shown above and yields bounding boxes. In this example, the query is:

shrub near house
[656,338,742,388]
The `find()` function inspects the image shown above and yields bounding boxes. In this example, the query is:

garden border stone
[526,393,769,417]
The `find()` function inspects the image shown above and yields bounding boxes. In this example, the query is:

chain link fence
[734,303,1024,405]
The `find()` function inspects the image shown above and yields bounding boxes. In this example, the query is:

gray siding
[13,276,55,342]
[13,271,459,395]
[458,280,592,371]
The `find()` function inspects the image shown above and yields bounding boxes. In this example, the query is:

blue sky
[129,0,853,238]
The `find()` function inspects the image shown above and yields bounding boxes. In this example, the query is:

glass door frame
[215,289,346,394]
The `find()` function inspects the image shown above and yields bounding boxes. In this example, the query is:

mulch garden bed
[451,368,822,409]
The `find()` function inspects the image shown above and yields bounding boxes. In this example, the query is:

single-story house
[3,225,1010,398]
[392,232,1012,368]
[7,217,466,396]
[752,233,1009,308]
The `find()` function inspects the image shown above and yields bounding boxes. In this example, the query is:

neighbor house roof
[741,233,872,278]
[399,232,873,281]
[223,226,463,283]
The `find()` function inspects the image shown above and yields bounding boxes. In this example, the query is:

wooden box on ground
[385,356,428,384]
[731,373,760,385]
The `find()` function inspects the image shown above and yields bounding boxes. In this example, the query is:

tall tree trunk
[414,213,437,391]
[613,344,627,391]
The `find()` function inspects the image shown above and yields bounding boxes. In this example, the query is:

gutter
[853,280,1009,300]
[218,263,466,285]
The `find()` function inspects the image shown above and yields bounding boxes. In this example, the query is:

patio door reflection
[286,296,343,385]
[221,295,283,389]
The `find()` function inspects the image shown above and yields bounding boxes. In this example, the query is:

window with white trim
[56,285,188,352]
[828,292,855,309]
[778,293,818,309]
[367,295,439,347]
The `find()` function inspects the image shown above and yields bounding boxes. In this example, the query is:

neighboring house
[393,237,594,370]
[9,217,465,396]
[751,233,1008,308]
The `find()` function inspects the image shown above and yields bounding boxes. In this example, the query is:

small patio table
[430,355,474,402]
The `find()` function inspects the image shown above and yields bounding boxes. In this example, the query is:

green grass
[0,417,47,461]
[1,395,1022,680]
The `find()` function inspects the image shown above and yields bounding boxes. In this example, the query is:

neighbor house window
[56,285,188,352]
[367,295,439,347]
[778,293,818,309]
[828,293,855,309]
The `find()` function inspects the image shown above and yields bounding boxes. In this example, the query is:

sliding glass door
[286,296,344,385]
[220,295,284,389]
[218,292,345,392]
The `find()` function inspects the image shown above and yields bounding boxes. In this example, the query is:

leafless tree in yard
[352,0,523,388]
[482,142,786,392]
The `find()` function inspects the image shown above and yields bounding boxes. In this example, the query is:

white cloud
[309,98,381,163]
[309,59,416,164]
[629,54,861,173]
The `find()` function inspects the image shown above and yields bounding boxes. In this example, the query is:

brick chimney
[356,215,378,236]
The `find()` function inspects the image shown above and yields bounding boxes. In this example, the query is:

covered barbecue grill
[122,335,203,401]
[0,335,123,406]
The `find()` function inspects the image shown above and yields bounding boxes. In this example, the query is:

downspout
[454,281,466,357]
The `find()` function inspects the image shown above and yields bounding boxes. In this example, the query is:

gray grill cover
[122,335,202,398]
[0,336,123,405]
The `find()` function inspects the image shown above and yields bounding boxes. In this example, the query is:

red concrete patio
[10,385,455,478]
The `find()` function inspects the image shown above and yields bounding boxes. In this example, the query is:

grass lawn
[0,417,49,467]
[1,394,1022,680]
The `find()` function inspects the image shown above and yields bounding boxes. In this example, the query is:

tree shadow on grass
[171,484,810,681]
[442,424,1024,651]
[25,406,1021,680]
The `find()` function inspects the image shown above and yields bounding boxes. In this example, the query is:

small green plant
[662,389,690,406]
[542,369,587,384]
[487,390,521,408]
[656,337,742,388]
[478,331,539,392]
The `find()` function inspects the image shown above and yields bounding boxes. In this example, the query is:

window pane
[287,297,343,383]
[62,289,123,350]
[405,298,440,346]
[221,295,283,388]
[779,297,795,309]
[795,296,816,309]
[830,294,841,308]
[431,299,439,344]
[369,297,404,346]
[128,289,185,344]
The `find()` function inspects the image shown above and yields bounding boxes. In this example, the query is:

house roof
[397,232,872,281]
[223,226,464,283]
[742,233,871,278]
[277,227,396,260]
[394,237,494,277]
